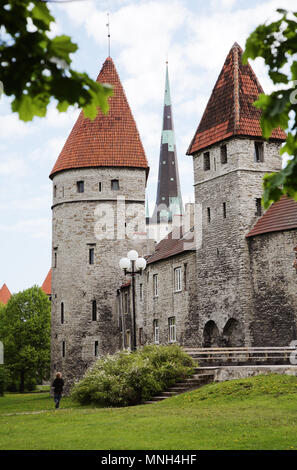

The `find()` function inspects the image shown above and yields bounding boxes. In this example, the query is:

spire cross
[106,13,111,57]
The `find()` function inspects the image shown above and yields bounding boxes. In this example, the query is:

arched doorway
[203,320,220,347]
[222,318,244,347]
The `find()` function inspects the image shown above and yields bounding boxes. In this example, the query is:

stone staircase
[143,367,216,404]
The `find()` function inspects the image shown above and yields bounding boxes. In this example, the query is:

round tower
[50,57,149,391]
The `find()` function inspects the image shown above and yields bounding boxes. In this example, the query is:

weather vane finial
[106,13,111,57]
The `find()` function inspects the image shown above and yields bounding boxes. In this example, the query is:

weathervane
[106,13,111,57]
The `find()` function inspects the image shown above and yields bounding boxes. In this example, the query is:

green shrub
[71,344,195,407]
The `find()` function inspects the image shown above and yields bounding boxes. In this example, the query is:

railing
[183,346,297,365]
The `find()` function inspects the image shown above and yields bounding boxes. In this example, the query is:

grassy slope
[0,374,297,450]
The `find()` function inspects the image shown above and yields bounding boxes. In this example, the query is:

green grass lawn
[1,374,297,450]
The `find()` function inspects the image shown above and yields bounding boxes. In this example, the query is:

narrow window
[61,302,64,324]
[220,144,227,164]
[62,186,64,198]
[184,263,188,291]
[207,207,211,223]
[153,274,158,298]
[89,248,94,265]
[94,341,99,356]
[139,328,143,346]
[92,300,97,321]
[99,182,102,192]
[174,267,182,292]
[223,202,227,219]
[203,152,210,171]
[62,341,65,358]
[53,251,57,268]
[111,179,119,190]
[168,317,176,343]
[124,292,129,314]
[53,185,57,198]
[254,142,264,162]
[139,283,143,301]
[77,181,84,193]
[255,198,262,216]
[153,319,159,344]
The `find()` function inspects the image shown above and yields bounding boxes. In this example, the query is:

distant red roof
[147,227,195,264]
[41,269,52,296]
[187,43,286,155]
[246,196,297,238]
[0,283,11,305]
[50,57,149,178]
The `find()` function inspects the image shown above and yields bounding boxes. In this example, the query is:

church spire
[152,62,183,223]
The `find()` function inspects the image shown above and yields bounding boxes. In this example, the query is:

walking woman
[52,372,64,409]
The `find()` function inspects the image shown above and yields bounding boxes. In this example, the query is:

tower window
[62,341,65,358]
[77,181,84,193]
[255,198,262,216]
[184,263,188,291]
[221,145,227,164]
[53,185,57,198]
[153,274,158,298]
[174,267,182,292]
[94,341,99,356]
[61,302,64,324]
[139,283,143,301]
[89,248,94,265]
[203,152,210,171]
[254,142,264,162]
[223,202,227,218]
[99,182,102,192]
[111,179,119,190]
[53,250,57,268]
[207,207,211,222]
[92,300,97,321]
[168,317,176,343]
[153,319,159,344]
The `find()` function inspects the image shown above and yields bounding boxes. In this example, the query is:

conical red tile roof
[50,57,149,178]
[187,43,287,155]
[0,283,11,305]
[41,269,52,296]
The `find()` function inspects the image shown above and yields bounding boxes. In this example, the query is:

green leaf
[48,36,78,64]
[31,3,54,28]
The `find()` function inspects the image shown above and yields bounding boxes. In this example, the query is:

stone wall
[51,167,148,392]
[135,250,197,346]
[192,137,283,347]
[248,230,297,346]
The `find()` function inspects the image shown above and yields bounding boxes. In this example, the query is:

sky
[0,0,293,293]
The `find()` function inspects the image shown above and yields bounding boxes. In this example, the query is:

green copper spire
[152,61,183,223]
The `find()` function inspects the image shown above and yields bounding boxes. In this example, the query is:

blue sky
[0,0,292,293]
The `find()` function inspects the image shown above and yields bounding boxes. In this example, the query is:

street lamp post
[119,250,146,351]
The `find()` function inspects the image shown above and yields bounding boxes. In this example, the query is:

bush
[71,344,195,407]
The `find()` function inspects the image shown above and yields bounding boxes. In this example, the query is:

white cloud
[0,218,51,240]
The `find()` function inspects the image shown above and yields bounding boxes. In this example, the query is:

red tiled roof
[41,269,52,296]
[246,196,297,238]
[147,226,195,264]
[187,43,287,155]
[0,283,11,305]
[50,57,149,178]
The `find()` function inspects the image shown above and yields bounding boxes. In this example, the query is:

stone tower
[149,62,183,242]
[186,43,286,348]
[50,57,149,391]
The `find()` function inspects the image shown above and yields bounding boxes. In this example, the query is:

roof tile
[187,43,286,155]
[50,57,149,178]
[246,196,297,238]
